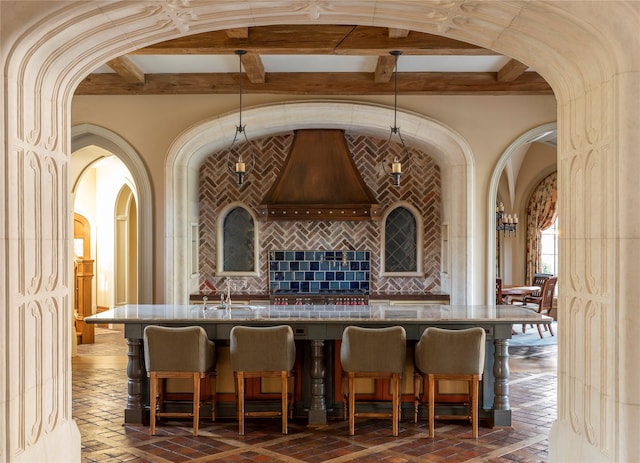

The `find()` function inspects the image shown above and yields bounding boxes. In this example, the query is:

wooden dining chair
[495,278,507,304]
[520,276,557,337]
[510,273,550,305]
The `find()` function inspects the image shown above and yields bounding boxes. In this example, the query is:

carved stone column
[125,338,146,424]
[308,340,327,425]
[492,338,511,426]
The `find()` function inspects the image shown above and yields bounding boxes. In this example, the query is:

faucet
[221,277,232,309]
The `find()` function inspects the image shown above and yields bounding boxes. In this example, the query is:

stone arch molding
[3,2,636,462]
[71,123,154,304]
[166,101,474,304]
[485,122,557,303]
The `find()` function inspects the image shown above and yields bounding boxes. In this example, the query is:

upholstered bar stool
[340,325,407,436]
[413,327,485,438]
[143,325,216,436]
[229,325,296,435]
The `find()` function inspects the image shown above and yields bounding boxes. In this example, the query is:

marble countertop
[86,304,551,324]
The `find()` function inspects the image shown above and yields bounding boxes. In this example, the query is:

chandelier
[381,50,411,187]
[496,202,518,235]
[227,49,256,186]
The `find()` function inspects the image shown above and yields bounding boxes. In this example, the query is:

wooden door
[74,213,94,343]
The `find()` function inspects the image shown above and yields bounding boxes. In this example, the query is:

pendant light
[227,49,256,186]
[381,50,411,187]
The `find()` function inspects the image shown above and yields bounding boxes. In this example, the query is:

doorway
[114,184,138,305]
[72,152,140,322]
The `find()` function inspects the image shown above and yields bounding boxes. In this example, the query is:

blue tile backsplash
[269,250,370,293]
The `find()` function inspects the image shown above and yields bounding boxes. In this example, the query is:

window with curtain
[222,206,255,272]
[525,171,558,284]
[540,217,558,275]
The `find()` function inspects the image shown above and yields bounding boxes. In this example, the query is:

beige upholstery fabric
[143,325,216,436]
[144,325,216,373]
[413,326,486,438]
[340,325,406,436]
[340,326,406,373]
[230,325,296,372]
[414,327,485,375]
[230,325,296,435]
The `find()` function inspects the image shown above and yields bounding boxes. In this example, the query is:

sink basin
[211,304,263,311]
[199,304,268,319]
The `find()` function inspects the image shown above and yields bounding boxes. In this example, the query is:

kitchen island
[85,303,551,428]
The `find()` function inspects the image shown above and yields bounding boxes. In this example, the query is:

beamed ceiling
[77,25,553,96]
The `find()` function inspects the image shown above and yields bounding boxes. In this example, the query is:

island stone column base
[125,337,147,424]
[308,339,328,425]
[491,409,513,428]
[492,336,511,427]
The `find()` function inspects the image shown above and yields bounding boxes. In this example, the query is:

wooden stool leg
[149,372,158,435]
[281,370,288,434]
[392,373,400,436]
[288,375,294,419]
[341,374,348,421]
[471,376,479,438]
[211,373,216,421]
[348,372,355,436]
[237,372,245,435]
[192,372,201,436]
[428,374,435,438]
[413,372,421,423]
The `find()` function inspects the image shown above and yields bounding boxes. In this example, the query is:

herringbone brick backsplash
[199,132,441,295]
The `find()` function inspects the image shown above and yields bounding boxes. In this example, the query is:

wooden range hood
[257,129,381,221]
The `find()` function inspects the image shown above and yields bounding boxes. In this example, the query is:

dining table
[501,285,541,303]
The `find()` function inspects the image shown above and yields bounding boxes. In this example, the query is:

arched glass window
[222,206,255,272]
[384,206,418,273]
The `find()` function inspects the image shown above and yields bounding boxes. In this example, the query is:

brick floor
[74,328,556,463]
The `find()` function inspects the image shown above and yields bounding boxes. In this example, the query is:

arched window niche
[216,202,259,276]
[380,202,424,277]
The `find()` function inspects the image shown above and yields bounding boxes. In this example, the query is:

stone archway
[165,100,474,305]
[2,3,638,462]
[71,124,154,304]
[486,122,557,302]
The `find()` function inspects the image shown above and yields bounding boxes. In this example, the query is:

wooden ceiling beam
[226,28,248,39]
[76,71,553,95]
[132,25,493,56]
[241,53,265,83]
[374,55,397,83]
[106,56,145,84]
[497,58,529,82]
[388,28,410,38]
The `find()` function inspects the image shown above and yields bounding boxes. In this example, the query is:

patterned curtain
[525,172,558,284]
[495,199,502,277]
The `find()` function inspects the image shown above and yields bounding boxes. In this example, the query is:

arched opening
[487,123,557,303]
[2,3,636,462]
[114,184,138,305]
[166,101,473,305]
[71,124,154,304]
[72,153,139,317]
